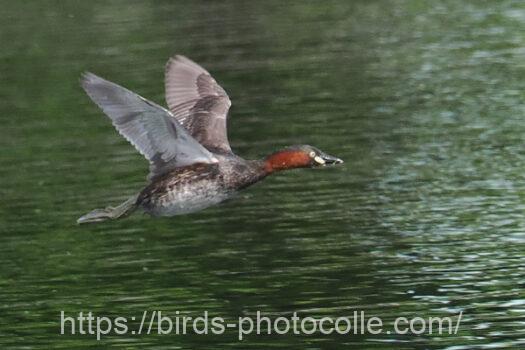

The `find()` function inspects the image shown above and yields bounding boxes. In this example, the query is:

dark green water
[1,1,525,349]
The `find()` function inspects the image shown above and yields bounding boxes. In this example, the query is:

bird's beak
[314,152,344,166]
[322,154,344,166]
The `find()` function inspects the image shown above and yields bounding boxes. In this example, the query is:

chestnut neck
[264,149,311,174]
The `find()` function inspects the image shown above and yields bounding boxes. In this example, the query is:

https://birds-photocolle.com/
[77,55,343,224]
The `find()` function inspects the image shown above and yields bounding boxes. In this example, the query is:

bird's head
[264,145,343,173]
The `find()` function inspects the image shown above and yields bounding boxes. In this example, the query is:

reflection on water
[1,0,525,349]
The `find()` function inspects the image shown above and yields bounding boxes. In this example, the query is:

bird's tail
[77,194,139,224]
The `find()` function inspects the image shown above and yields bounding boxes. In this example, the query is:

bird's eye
[309,151,316,158]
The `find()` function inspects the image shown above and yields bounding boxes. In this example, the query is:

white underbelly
[143,183,234,217]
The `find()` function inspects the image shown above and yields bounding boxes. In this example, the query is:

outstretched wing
[165,55,232,154]
[81,72,218,180]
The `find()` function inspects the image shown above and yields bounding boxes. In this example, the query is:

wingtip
[166,54,183,67]
[170,54,189,62]
[166,54,200,71]
[79,72,114,93]
[79,71,98,87]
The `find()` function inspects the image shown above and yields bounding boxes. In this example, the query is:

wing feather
[165,55,232,153]
[81,72,217,180]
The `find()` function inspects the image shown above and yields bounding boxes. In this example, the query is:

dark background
[1,0,524,348]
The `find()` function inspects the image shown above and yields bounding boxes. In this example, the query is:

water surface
[1,1,525,349]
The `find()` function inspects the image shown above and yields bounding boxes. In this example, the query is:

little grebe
[77,55,343,223]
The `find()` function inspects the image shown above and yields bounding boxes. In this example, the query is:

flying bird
[78,55,343,223]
